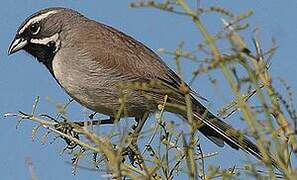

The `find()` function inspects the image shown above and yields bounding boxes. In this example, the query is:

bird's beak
[8,36,28,55]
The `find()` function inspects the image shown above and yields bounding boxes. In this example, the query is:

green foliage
[6,0,297,179]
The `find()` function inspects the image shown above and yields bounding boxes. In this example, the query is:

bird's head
[8,7,85,66]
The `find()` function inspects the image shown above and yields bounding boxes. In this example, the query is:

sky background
[1,0,297,179]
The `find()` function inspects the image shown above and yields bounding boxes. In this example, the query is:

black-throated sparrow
[8,7,275,166]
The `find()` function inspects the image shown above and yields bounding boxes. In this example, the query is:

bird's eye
[29,23,40,35]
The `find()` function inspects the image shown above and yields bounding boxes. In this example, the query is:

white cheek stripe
[19,10,59,34]
[30,33,61,53]
[30,33,59,45]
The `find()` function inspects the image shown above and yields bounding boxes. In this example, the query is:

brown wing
[68,20,185,99]
[94,22,182,84]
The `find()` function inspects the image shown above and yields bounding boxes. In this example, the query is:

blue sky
[1,1,297,179]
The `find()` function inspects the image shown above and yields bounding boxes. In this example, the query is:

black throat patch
[24,42,57,75]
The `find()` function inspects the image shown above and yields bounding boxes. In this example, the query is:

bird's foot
[54,121,80,149]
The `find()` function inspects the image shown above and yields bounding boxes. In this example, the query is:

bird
[8,7,276,167]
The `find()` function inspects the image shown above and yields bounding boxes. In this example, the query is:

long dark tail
[187,102,278,168]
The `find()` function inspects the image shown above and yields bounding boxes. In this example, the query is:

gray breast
[51,48,153,118]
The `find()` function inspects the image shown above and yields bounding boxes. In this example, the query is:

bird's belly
[51,56,114,115]
[52,56,152,117]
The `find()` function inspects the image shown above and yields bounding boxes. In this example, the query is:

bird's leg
[124,113,149,169]
[131,114,148,139]
[73,117,115,126]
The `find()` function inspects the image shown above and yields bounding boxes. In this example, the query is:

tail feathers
[192,112,278,168]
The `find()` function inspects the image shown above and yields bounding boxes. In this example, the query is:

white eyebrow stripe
[19,10,59,34]
[30,33,59,45]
